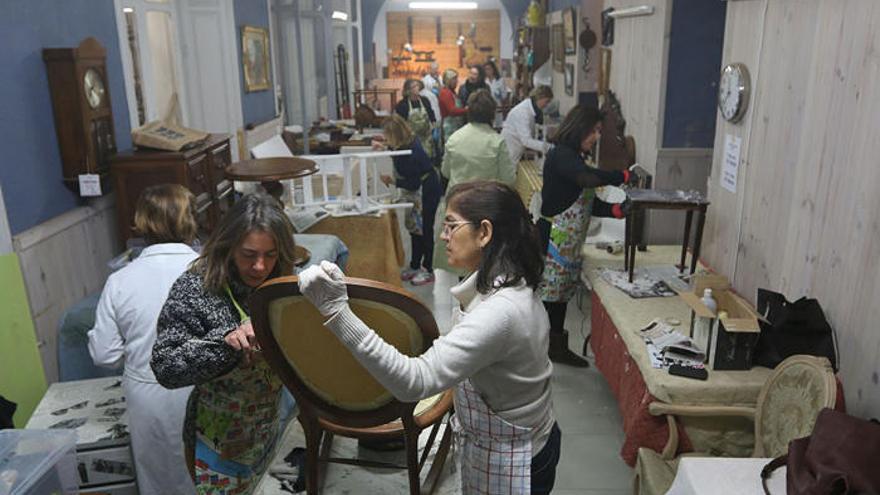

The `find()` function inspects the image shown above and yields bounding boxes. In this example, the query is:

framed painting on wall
[242,25,270,92]
[563,8,576,55]
[552,23,564,72]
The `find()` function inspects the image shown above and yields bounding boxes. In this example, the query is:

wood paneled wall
[605,0,671,175]
[386,10,500,79]
[13,195,120,383]
[704,0,880,417]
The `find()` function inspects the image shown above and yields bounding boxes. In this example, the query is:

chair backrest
[753,354,837,458]
[250,276,439,427]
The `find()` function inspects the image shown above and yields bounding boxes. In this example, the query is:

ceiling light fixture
[408,2,478,10]
[122,7,133,13]
[331,10,349,21]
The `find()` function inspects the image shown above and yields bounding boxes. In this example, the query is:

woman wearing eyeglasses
[299,181,561,494]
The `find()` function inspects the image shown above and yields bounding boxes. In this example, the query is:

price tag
[78,174,102,197]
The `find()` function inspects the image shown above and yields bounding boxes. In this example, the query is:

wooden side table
[624,189,710,282]
[225,157,318,202]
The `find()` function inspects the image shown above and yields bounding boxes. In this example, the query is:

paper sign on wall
[78,174,102,197]
[721,134,741,193]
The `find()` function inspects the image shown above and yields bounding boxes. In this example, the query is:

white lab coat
[420,88,442,128]
[422,73,441,95]
[88,243,198,495]
[501,98,551,164]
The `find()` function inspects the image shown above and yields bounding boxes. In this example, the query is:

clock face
[718,63,750,123]
[83,68,106,109]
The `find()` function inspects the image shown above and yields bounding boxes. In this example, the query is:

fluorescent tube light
[408,2,478,10]
[331,10,349,20]
[122,7,134,13]
[606,6,654,19]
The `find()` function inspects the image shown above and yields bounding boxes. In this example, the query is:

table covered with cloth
[582,245,845,466]
[57,233,349,382]
[304,210,405,287]
[584,245,772,466]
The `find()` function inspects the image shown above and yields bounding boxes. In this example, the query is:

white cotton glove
[298,260,349,317]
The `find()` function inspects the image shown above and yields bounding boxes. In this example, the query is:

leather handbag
[761,408,880,494]
[754,288,839,371]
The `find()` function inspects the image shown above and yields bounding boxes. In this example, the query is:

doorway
[113,0,244,157]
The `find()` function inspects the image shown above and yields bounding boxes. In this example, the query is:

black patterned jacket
[150,271,253,388]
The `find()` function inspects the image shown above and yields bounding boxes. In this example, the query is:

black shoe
[549,330,590,368]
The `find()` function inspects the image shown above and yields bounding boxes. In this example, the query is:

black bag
[754,289,838,371]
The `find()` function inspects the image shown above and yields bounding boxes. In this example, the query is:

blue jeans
[531,422,562,494]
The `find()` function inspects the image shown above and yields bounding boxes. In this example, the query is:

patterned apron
[407,99,434,159]
[449,307,533,494]
[538,187,596,303]
[192,286,283,495]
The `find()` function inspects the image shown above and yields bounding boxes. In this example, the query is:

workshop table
[26,377,138,494]
[305,210,405,287]
[583,246,772,466]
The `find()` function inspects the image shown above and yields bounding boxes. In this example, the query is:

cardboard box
[679,275,761,370]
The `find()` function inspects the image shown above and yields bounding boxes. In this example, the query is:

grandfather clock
[43,37,117,191]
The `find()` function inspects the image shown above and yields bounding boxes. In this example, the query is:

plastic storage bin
[0,429,78,495]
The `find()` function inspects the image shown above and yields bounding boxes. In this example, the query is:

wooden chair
[250,276,453,495]
[633,355,837,495]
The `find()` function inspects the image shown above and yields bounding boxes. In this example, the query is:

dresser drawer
[76,445,135,487]
[209,142,231,185]
[187,153,209,195]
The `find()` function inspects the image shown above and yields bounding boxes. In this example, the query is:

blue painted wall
[0,0,132,235]
[662,0,726,148]
[234,0,277,127]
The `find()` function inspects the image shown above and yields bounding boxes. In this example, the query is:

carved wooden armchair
[633,355,837,495]
[251,276,453,495]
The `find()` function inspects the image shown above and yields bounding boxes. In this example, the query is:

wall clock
[43,37,117,188]
[718,62,750,123]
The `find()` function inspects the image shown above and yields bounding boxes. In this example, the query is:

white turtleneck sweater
[324,271,556,451]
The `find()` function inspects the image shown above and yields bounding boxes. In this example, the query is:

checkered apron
[449,307,533,494]
[451,380,533,494]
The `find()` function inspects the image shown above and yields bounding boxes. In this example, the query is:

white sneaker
[411,271,435,286]
[401,267,420,281]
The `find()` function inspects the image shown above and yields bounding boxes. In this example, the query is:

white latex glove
[298,260,349,317]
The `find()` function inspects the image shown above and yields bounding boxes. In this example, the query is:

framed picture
[564,63,574,96]
[242,25,270,92]
[552,23,564,72]
[563,8,576,55]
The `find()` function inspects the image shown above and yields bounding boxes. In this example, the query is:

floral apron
[449,306,534,494]
[407,99,434,159]
[192,286,283,495]
[538,188,595,303]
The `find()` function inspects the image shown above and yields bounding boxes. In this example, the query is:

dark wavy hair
[551,105,606,151]
[190,193,296,293]
[446,180,543,293]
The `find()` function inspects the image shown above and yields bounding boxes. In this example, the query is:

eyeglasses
[442,220,473,237]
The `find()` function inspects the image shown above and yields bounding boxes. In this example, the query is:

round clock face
[83,68,106,109]
[718,63,750,123]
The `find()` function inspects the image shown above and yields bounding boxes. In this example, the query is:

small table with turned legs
[623,189,710,283]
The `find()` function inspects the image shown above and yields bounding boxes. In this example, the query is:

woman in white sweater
[299,180,560,494]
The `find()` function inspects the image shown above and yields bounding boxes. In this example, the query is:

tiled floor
[257,221,633,493]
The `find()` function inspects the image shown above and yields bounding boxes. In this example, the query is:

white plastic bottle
[701,289,717,315]
[693,289,717,360]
